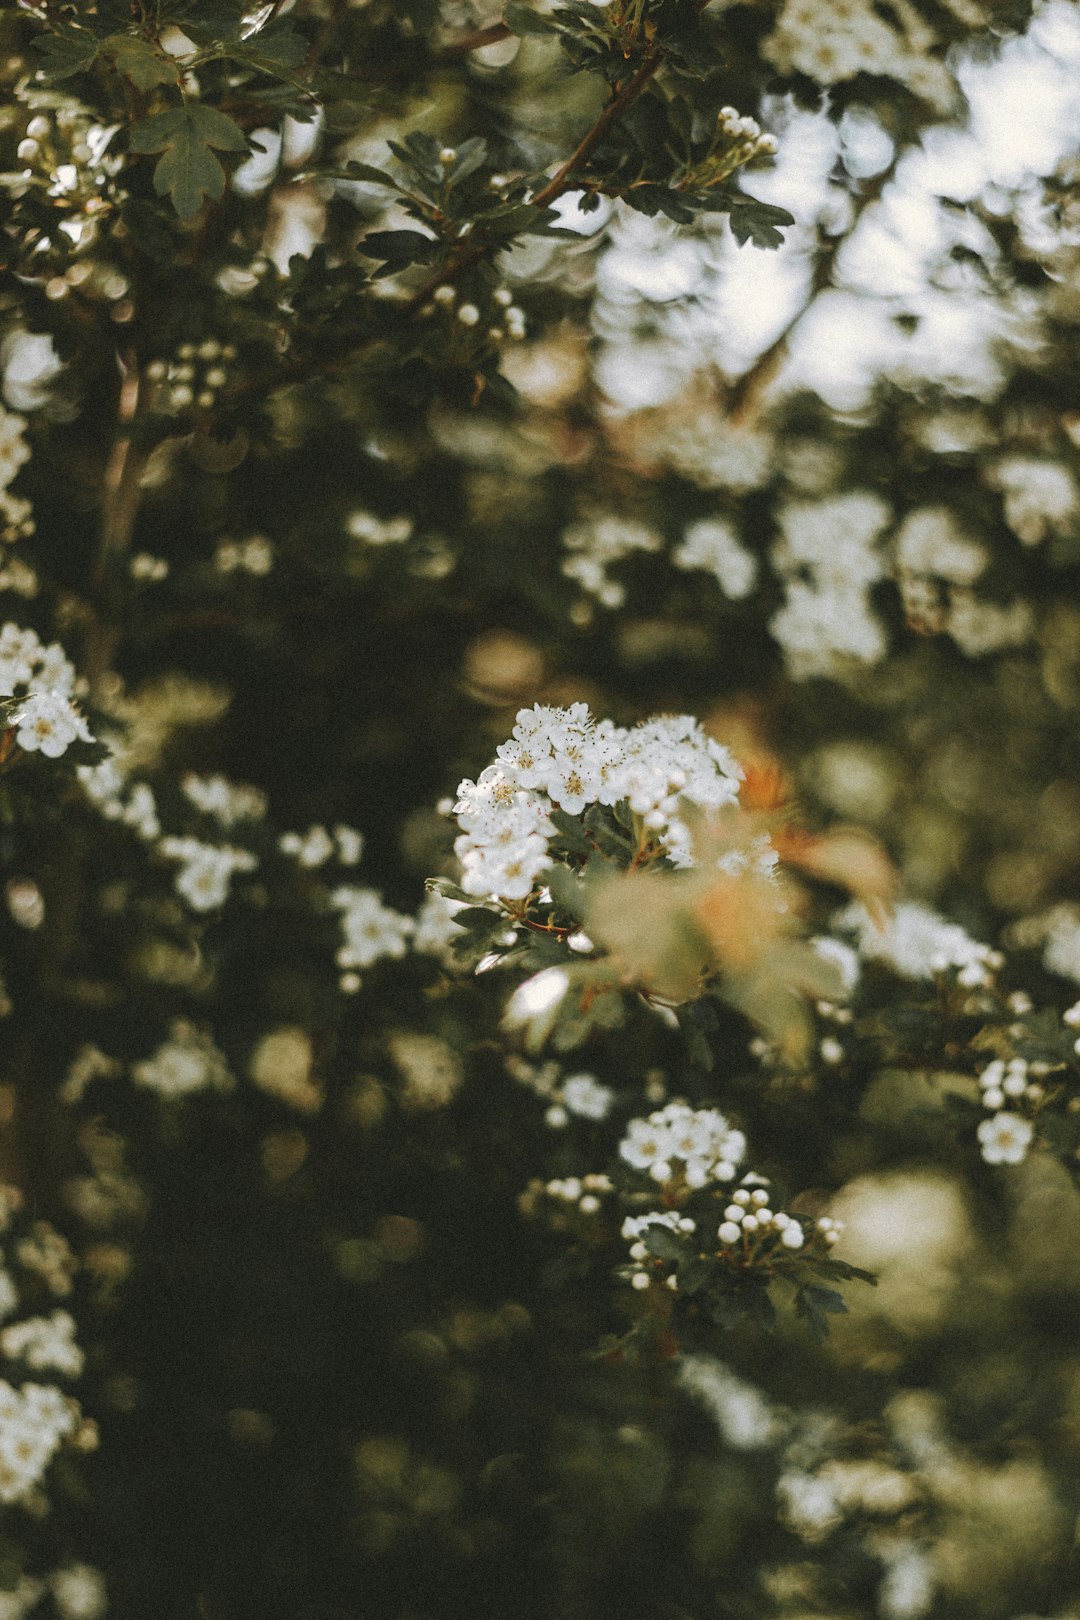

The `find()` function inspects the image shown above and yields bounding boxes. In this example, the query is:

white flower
[838,899,999,984]
[330,886,414,972]
[0,1377,78,1504]
[182,772,267,827]
[0,1311,84,1376]
[560,1073,613,1121]
[51,1565,108,1620]
[13,690,92,758]
[678,1356,780,1449]
[977,1111,1033,1166]
[673,518,757,599]
[894,506,985,583]
[132,1020,233,1098]
[280,824,336,868]
[159,836,257,911]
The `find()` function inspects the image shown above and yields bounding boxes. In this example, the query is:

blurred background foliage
[2,1,1080,1617]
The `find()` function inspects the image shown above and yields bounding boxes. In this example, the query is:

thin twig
[533,52,661,209]
[440,22,514,57]
[218,51,665,412]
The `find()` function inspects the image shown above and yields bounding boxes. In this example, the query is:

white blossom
[159,837,257,911]
[977,1111,1033,1165]
[132,1021,233,1099]
[330,886,414,979]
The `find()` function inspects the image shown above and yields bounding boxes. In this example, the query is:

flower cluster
[423,280,526,346]
[78,756,160,839]
[146,339,237,414]
[619,1102,747,1188]
[214,534,274,575]
[0,1381,80,1506]
[560,515,662,611]
[0,1185,92,1508]
[279,823,363,869]
[181,773,268,828]
[762,0,951,107]
[452,703,743,902]
[622,1209,697,1289]
[0,1311,83,1378]
[672,517,758,600]
[158,836,257,911]
[0,405,35,561]
[716,1180,842,1255]
[838,899,1002,987]
[988,455,1078,547]
[520,1173,613,1225]
[974,1056,1044,1165]
[768,492,892,680]
[329,886,415,991]
[505,1056,613,1126]
[131,1021,233,1099]
[0,625,93,760]
[345,511,414,548]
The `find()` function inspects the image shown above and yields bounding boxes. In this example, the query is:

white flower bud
[733,1189,751,1206]
[631,1270,651,1290]
[723,1205,744,1222]
[741,1214,759,1233]
[750,1189,769,1207]
[781,1223,804,1249]
[433,284,456,306]
[439,147,457,165]
[457,303,480,326]
[718,1221,742,1244]
[982,1087,1005,1109]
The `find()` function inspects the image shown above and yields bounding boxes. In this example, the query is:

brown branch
[86,350,146,689]
[440,22,514,57]
[217,51,665,413]
[725,164,897,425]
[533,51,662,209]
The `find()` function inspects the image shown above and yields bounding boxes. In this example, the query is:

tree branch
[216,51,665,413]
[439,22,514,57]
[725,165,897,425]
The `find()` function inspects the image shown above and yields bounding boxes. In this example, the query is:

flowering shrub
[1,0,1080,1616]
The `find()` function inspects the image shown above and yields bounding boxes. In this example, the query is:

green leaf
[445,137,488,184]
[548,809,592,855]
[453,906,505,933]
[358,229,440,269]
[543,863,587,924]
[643,1224,683,1261]
[344,162,401,189]
[32,27,100,83]
[232,20,308,71]
[504,2,558,35]
[726,199,796,250]
[101,34,179,90]
[130,105,249,220]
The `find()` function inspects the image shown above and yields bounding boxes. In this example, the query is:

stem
[218,51,665,412]
[440,22,514,57]
[532,52,662,210]
[87,349,146,688]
